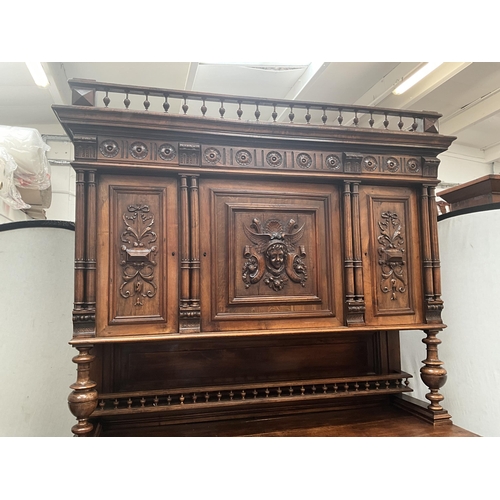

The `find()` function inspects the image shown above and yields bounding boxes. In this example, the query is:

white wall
[0,225,75,436]
[400,209,500,437]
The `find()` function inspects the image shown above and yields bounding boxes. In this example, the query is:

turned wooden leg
[420,329,447,412]
[68,345,98,437]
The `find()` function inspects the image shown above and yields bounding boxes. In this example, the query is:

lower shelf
[93,397,476,437]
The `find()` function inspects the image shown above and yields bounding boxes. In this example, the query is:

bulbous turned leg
[420,329,448,412]
[68,345,98,437]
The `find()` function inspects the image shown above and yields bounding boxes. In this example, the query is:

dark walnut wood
[439,174,500,212]
[52,80,458,437]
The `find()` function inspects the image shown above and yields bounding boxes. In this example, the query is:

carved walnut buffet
[53,79,455,436]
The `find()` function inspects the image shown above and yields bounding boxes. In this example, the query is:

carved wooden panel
[96,175,178,336]
[359,185,423,326]
[199,178,343,332]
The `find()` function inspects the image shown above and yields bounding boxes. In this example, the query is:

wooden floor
[117,403,478,437]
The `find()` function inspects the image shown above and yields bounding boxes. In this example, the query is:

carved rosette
[119,205,158,306]
[325,154,341,170]
[386,157,400,172]
[377,212,406,300]
[296,153,312,169]
[204,147,221,164]
[158,143,177,161]
[130,142,148,159]
[407,158,420,173]
[266,151,283,167]
[242,218,307,292]
[100,140,119,158]
[235,149,252,166]
[363,156,378,172]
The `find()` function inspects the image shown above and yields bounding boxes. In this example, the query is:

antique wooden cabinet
[53,79,455,436]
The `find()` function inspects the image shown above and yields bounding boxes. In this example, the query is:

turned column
[420,329,448,413]
[68,345,98,436]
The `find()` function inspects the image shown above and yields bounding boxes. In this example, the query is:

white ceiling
[2,61,500,162]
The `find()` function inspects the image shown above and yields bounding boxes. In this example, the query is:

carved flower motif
[204,147,221,164]
[386,157,400,172]
[158,143,176,161]
[406,158,420,173]
[363,155,378,172]
[297,153,312,169]
[100,140,119,158]
[266,151,283,167]
[235,149,252,166]
[130,142,148,160]
[325,154,341,170]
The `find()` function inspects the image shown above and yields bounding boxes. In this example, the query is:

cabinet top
[52,79,456,180]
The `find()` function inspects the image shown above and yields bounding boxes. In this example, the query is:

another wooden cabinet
[54,79,455,436]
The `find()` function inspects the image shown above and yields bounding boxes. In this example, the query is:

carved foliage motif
[377,212,406,300]
[119,205,158,306]
[242,218,308,291]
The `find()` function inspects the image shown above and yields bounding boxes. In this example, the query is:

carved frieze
[93,136,437,179]
[242,218,308,292]
[119,204,158,306]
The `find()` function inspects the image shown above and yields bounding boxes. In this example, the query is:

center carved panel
[242,217,307,292]
[199,179,343,331]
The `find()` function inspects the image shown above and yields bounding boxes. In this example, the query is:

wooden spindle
[103,91,110,107]
[201,99,207,117]
[182,96,188,115]
[305,106,311,124]
[219,100,225,118]
[398,115,404,130]
[383,113,389,129]
[289,106,295,123]
[143,93,150,111]
[124,92,130,109]
[322,107,327,124]
[255,102,260,121]
[272,104,277,122]
[354,111,359,126]
[337,109,343,125]
[369,113,374,128]
[237,101,243,120]
[163,94,170,112]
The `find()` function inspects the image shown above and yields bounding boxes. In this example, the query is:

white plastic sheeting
[0,125,51,209]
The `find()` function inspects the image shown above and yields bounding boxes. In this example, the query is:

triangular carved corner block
[72,88,95,106]
[423,117,439,134]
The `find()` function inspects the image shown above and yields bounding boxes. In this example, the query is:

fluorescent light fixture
[26,62,49,88]
[392,62,443,95]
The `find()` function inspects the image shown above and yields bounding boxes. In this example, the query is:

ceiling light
[392,62,443,95]
[26,62,49,88]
